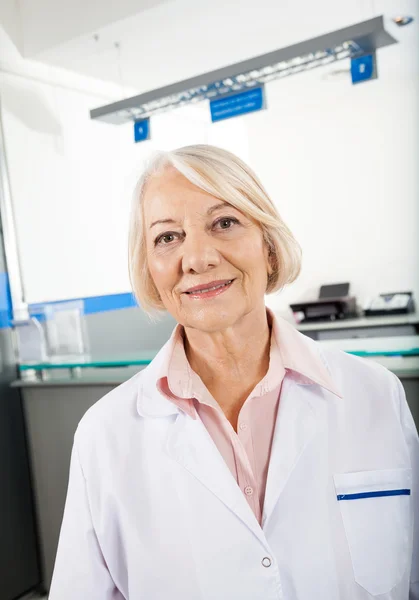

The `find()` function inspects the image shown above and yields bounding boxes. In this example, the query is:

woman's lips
[184,279,235,299]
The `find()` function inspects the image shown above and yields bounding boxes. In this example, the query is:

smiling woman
[128,144,302,316]
[49,144,419,600]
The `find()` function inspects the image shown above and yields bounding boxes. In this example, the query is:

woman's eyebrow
[149,218,176,230]
[149,202,231,229]
[206,201,230,215]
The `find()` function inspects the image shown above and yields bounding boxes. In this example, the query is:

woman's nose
[181,231,221,274]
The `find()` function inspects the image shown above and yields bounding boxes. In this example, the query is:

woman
[50,145,418,600]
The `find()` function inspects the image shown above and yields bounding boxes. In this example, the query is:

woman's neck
[183,306,271,423]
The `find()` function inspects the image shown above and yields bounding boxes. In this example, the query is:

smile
[184,279,235,298]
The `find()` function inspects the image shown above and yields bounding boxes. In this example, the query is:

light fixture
[90,16,397,125]
[393,16,414,26]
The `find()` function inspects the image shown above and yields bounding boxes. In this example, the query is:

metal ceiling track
[90,16,397,125]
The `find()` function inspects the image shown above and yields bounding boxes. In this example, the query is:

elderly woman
[50,145,418,600]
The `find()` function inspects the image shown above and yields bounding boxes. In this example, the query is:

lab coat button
[262,557,272,568]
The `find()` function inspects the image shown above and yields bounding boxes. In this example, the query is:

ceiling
[3,0,171,56]
[1,0,417,96]
[27,0,375,93]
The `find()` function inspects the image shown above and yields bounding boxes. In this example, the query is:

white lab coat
[50,323,419,600]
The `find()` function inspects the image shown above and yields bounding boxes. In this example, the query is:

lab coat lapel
[166,409,267,546]
[262,377,317,529]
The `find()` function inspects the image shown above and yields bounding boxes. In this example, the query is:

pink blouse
[157,309,340,525]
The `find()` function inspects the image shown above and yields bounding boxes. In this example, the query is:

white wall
[0,0,22,52]
[0,24,141,303]
[1,76,131,302]
[0,0,418,314]
[251,22,419,313]
[263,81,419,311]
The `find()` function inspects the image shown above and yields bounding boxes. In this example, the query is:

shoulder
[320,341,394,382]
[276,315,400,403]
[74,339,172,445]
[317,341,401,411]
[76,369,144,438]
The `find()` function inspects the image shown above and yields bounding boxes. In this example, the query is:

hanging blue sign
[210,86,265,123]
[134,119,150,142]
[351,53,376,84]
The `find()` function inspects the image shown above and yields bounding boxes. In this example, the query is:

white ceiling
[30,0,374,93]
[18,0,171,56]
[1,0,417,95]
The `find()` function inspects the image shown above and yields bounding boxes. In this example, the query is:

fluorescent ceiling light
[90,16,397,125]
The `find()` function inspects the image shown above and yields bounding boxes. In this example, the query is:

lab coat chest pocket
[333,468,412,596]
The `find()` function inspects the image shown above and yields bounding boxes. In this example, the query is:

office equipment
[364,291,415,317]
[290,282,358,323]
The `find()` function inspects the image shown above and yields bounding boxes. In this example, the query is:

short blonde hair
[129,144,302,313]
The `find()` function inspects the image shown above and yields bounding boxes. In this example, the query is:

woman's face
[143,168,271,332]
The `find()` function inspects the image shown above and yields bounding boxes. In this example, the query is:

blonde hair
[129,144,302,313]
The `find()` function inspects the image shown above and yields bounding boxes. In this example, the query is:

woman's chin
[182,304,244,333]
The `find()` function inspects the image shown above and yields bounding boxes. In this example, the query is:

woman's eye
[156,233,177,246]
[215,217,239,230]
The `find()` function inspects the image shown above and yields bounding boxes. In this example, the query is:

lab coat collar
[137,309,343,418]
[137,340,181,418]
[269,310,343,400]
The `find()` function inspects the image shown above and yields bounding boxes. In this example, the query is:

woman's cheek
[151,259,168,275]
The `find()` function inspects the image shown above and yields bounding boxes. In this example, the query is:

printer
[290,283,358,324]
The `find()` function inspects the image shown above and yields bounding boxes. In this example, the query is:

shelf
[19,351,157,371]
[296,313,419,332]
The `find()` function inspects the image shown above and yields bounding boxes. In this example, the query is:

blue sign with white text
[210,86,265,123]
[134,119,150,142]
[351,54,376,84]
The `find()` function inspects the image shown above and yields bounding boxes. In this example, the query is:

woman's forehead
[143,170,230,222]
[144,168,201,201]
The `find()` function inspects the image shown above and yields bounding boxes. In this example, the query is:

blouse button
[244,486,253,496]
[262,557,272,568]
[239,422,248,431]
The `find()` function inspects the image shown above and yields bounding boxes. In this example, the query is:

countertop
[12,316,419,388]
